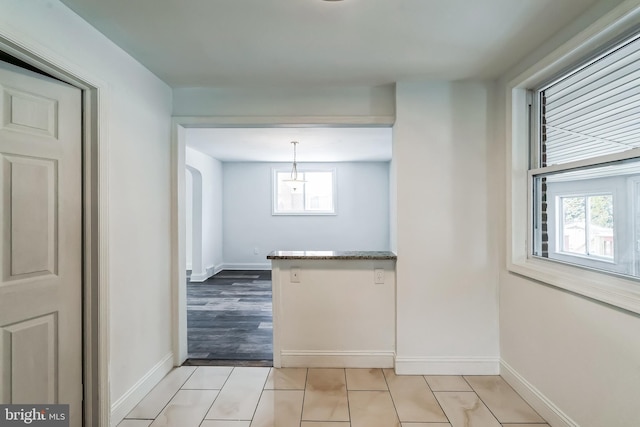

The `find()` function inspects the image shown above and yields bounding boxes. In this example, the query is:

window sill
[508,256,640,315]
[272,212,337,216]
[551,251,616,265]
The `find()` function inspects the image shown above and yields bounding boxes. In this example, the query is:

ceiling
[185,127,392,162]
[59,0,601,88]
[57,0,602,161]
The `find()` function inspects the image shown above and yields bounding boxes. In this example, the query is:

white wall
[497,1,640,426]
[0,1,173,424]
[174,82,500,375]
[186,147,223,278]
[173,85,395,117]
[223,162,390,268]
[185,169,193,269]
[394,81,500,374]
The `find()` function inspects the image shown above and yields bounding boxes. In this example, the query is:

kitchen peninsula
[267,250,397,368]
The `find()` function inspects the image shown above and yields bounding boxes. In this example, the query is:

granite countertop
[267,250,397,260]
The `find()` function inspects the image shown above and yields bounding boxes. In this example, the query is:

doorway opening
[172,119,394,367]
[184,157,274,364]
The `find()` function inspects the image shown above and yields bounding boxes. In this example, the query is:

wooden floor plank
[187,270,273,361]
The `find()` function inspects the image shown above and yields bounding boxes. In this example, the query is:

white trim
[172,120,188,365]
[500,360,578,427]
[280,351,395,368]
[507,0,640,90]
[173,115,395,127]
[188,264,223,282]
[506,1,640,315]
[394,356,500,375]
[110,352,174,427]
[188,273,209,282]
[221,263,272,271]
[0,24,110,427]
[212,264,224,276]
[171,115,393,368]
[529,148,640,176]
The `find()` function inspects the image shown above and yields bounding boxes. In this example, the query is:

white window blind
[540,32,640,166]
[532,30,640,280]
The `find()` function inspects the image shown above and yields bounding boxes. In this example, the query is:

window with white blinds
[531,30,640,279]
[538,32,640,166]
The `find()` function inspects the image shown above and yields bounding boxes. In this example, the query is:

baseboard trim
[189,265,218,282]
[394,356,499,375]
[222,263,272,271]
[280,350,395,368]
[189,272,208,282]
[110,352,174,427]
[500,359,578,427]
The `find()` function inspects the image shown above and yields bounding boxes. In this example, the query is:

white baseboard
[394,356,499,375]
[189,272,208,282]
[189,264,219,282]
[280,350,395,368]
[191,263,267,280]
[222,262,272,271]
[500,360,578,427]
[110,352,174,427]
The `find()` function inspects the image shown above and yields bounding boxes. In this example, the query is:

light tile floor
[119,367,549,427]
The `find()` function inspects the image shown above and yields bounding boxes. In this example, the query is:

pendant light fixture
[283,141,306,191]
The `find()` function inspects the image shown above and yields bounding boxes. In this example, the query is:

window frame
[271,167,337,216]
[506,6,640,315]
[552,189,618,263]
[557,193,614,260]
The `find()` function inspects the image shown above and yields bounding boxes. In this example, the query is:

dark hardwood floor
[187,270,272,364]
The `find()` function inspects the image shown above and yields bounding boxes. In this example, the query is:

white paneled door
[0,60,82,426]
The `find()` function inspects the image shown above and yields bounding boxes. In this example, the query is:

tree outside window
[560,194,614,258]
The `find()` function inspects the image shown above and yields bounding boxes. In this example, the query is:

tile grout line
[246,367,272,425]
[300,368,316,424]
[420,374,451,426]
[197,366,235,423]
[381,368,403,425]
[343,368,352,426]
[124,366,199,424]
[299,368,309,427]
[463,375,549,427]
[193,366,230,427]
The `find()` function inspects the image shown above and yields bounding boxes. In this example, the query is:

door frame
[170,115,394,365]
[0,31,109,427]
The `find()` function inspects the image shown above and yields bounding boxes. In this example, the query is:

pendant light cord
[291,141,299,181]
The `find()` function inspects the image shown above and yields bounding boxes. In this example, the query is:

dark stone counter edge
[267,251,397,260]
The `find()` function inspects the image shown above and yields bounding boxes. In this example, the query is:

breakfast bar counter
[267,250,397,368]
[267,250,397,260]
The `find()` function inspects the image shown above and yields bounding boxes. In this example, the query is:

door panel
[2,86,58,138]
[0,60,82,427]
[1,314,57,403]
[3,155,57,279]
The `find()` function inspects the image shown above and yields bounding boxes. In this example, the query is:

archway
[186,164,204,280]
